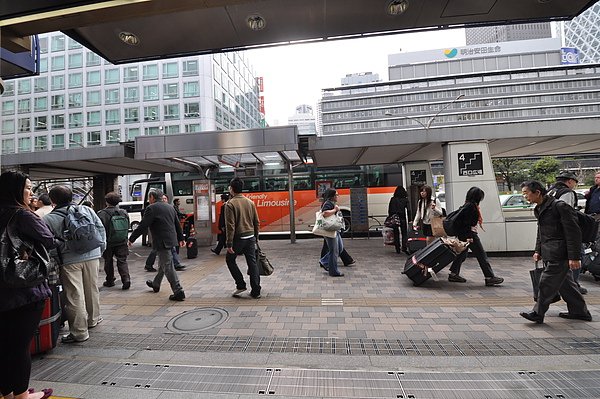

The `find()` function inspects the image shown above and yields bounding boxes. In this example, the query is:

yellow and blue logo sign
[443,48,458,58]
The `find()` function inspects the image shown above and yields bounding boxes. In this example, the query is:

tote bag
[312,211,337,238]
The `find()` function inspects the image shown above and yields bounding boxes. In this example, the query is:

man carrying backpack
[43,185,106,343]
[97,192,131,290]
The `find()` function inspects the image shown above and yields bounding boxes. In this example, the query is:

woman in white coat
[412,185,443,244]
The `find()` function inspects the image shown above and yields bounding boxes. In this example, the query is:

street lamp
[385,93,465,130]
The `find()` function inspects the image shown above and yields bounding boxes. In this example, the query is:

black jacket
[534,195,581,261]
[388,197,409,220]
[453,202,479,240]
[584,185,600,214]
[129,201,183,249]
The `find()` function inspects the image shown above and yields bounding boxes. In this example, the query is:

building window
[39,37,48,54]
[183,82,199,97]
[69,132,83,148]
[68,92,83,108]
[182,60,198,76]
[2,101,15,115]
[126,127,140,140]
[51,55,65,71]
[105,68,120,84]
[34,97,48,112]
[185,124,201,133]
[2,139,15,154]
[163,83,178,99]
[18,118,31,133]
[87,90,101,106]
[142,64,158,80]
[165,125,180,134]
[52,134,65,150]
[105,129,121,144]
[18,99,31,114]
[144,106,159,121]
[123,66,139,82]
[87,111,101,126]
[144,127,160,135]
[105,109,120,125]
[105,89,120,104]
[2,120,15,134]
[143,85,159,101]
[123,87,139,102]
[68,53,83,68]
[124,107,139,123]
[34,116,47,131]
[162,62,178,78]
[33,136,48,151]
[3,82,14,95]
[18,137,31,153]
[68,72,83,88]
[164,104,179,120]
[34,77,48,92]
[68,38,82,49]
[86,70,101,86]
[86,52,101,66]
[39,58,48,73]
[69,113,83,128]
[51,115,64,129]
[51,75,64,90]
[51,35,65,52]
[18,80,31,95]
[51,95,65,110]
[184,102,200,118]
[87,131,101,146]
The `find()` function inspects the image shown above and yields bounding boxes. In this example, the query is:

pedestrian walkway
[30,238,600,398]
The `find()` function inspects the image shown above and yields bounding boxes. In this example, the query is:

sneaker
[344,261,356,267]
[174,264,186,271]
[210,248,220,255]
[319,262,328,271]
[485,276,504,286]
[89,317,103,329]
[558,311,592,322]
[448,273,467,283]
[102,280,115,287]
[146,280,159,293]
[250,292,261,299]
[232,288,247,297]
[61,333,88,344]
[145,266,157,272]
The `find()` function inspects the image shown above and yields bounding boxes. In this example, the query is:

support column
[287,161,296,244]
[403,161,434,219]
[93,174,118,210]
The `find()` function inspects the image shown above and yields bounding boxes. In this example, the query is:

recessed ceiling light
[387,0,409,16]
[119,31,139,46]
[247,14,266,31]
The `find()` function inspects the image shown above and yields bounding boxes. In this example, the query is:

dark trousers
[321,239,354,265]
[534,260,589,317]
[449,233,495,278]
[103,244,130,284]
[392,220,408,253]
[146,246,181,268]
[226,237,261,296]
[213,231,226,254]
[0,300,45,396]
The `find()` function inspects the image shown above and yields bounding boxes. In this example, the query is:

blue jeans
[226,237,261,296]
[321,233,343,276]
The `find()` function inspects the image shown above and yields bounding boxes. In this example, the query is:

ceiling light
[387,0,409,16]
[119,31,139,46]
[247,14,266,31]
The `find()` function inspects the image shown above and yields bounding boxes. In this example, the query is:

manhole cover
[167,308,229,333]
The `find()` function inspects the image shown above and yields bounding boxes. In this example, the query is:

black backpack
[577,211,599,244]
[442,205,465,237]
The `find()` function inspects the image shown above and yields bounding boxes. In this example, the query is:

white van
[118,201,144,231]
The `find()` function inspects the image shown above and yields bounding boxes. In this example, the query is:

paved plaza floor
[30,237,600,398]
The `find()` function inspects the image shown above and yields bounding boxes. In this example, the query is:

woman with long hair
[412,185,443,245]
[319,188,345,277]
[0,171,55,399]
[388,185,410,254]
[447,186,504,286]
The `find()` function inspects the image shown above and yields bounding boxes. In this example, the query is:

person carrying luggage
[388,185,410,254]
[412,185,443,245]
[446,187,504,286]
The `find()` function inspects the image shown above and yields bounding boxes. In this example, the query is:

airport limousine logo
[443,48,458,58]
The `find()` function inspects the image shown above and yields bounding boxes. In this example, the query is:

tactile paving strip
[87,332,600,356]
[31,358,600,398]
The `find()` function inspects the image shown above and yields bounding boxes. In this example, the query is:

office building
[466,23,552,45]
[0,32,262,156]
[287,104,317,136]
[562,2,600,63]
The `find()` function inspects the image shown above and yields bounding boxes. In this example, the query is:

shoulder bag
[312,211,338,238]
[255,243,274,276]
[0,211,50,288]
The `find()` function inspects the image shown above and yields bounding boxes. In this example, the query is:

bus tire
[341,210,351,234]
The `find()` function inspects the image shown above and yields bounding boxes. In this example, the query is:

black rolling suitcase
[407,228,427,254]
[186,237,198,259]
[403,238,457,286]
[582,242,600,279]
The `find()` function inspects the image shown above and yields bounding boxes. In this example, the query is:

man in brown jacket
[225,177,261,298]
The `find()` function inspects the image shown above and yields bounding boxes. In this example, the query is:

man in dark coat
[520,180,591,324]
[129,189,186,301]
[585,171,600,219]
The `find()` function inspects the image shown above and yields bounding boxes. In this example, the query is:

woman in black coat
[447,187,504,286]
[388,185,410,254]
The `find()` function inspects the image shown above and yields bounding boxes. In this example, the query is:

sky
[245,28,466,126]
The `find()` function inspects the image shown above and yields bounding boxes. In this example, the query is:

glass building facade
[0,32,262,155]
[562,3,600,63]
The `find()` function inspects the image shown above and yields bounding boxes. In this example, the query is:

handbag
[384,214,401,227]
[255,243,274,276]
[382,226,394,245]
[529,260,543,302]
[321,211,345,232]
[312,211,337,238]
[0,211,50,288]
[430,216,446,237]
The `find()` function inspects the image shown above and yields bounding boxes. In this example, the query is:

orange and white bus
[136,164,403,234]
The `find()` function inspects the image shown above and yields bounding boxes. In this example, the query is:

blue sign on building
[561,47,580,64]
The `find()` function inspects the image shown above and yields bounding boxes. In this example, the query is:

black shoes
[102,280,115,287]
[145,266,157,272]
[448,273,467,283]
[520,311,544,324]
[558,312,592,322]
[210,248,220,255]
[319,262,328,271]
[146,280,159,293]
[250,292,261,299]
[122,281,131,290]
[169,291,186,301]
[485,276,504,286]
[330,273,344,277]
[175,264,186,271]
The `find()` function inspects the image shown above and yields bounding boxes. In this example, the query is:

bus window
[242,178,260,192]
[172,180,193,196]
[293,178,312,190]
[264,177,288,192]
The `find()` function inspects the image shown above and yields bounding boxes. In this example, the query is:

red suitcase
[30,285,62,355]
